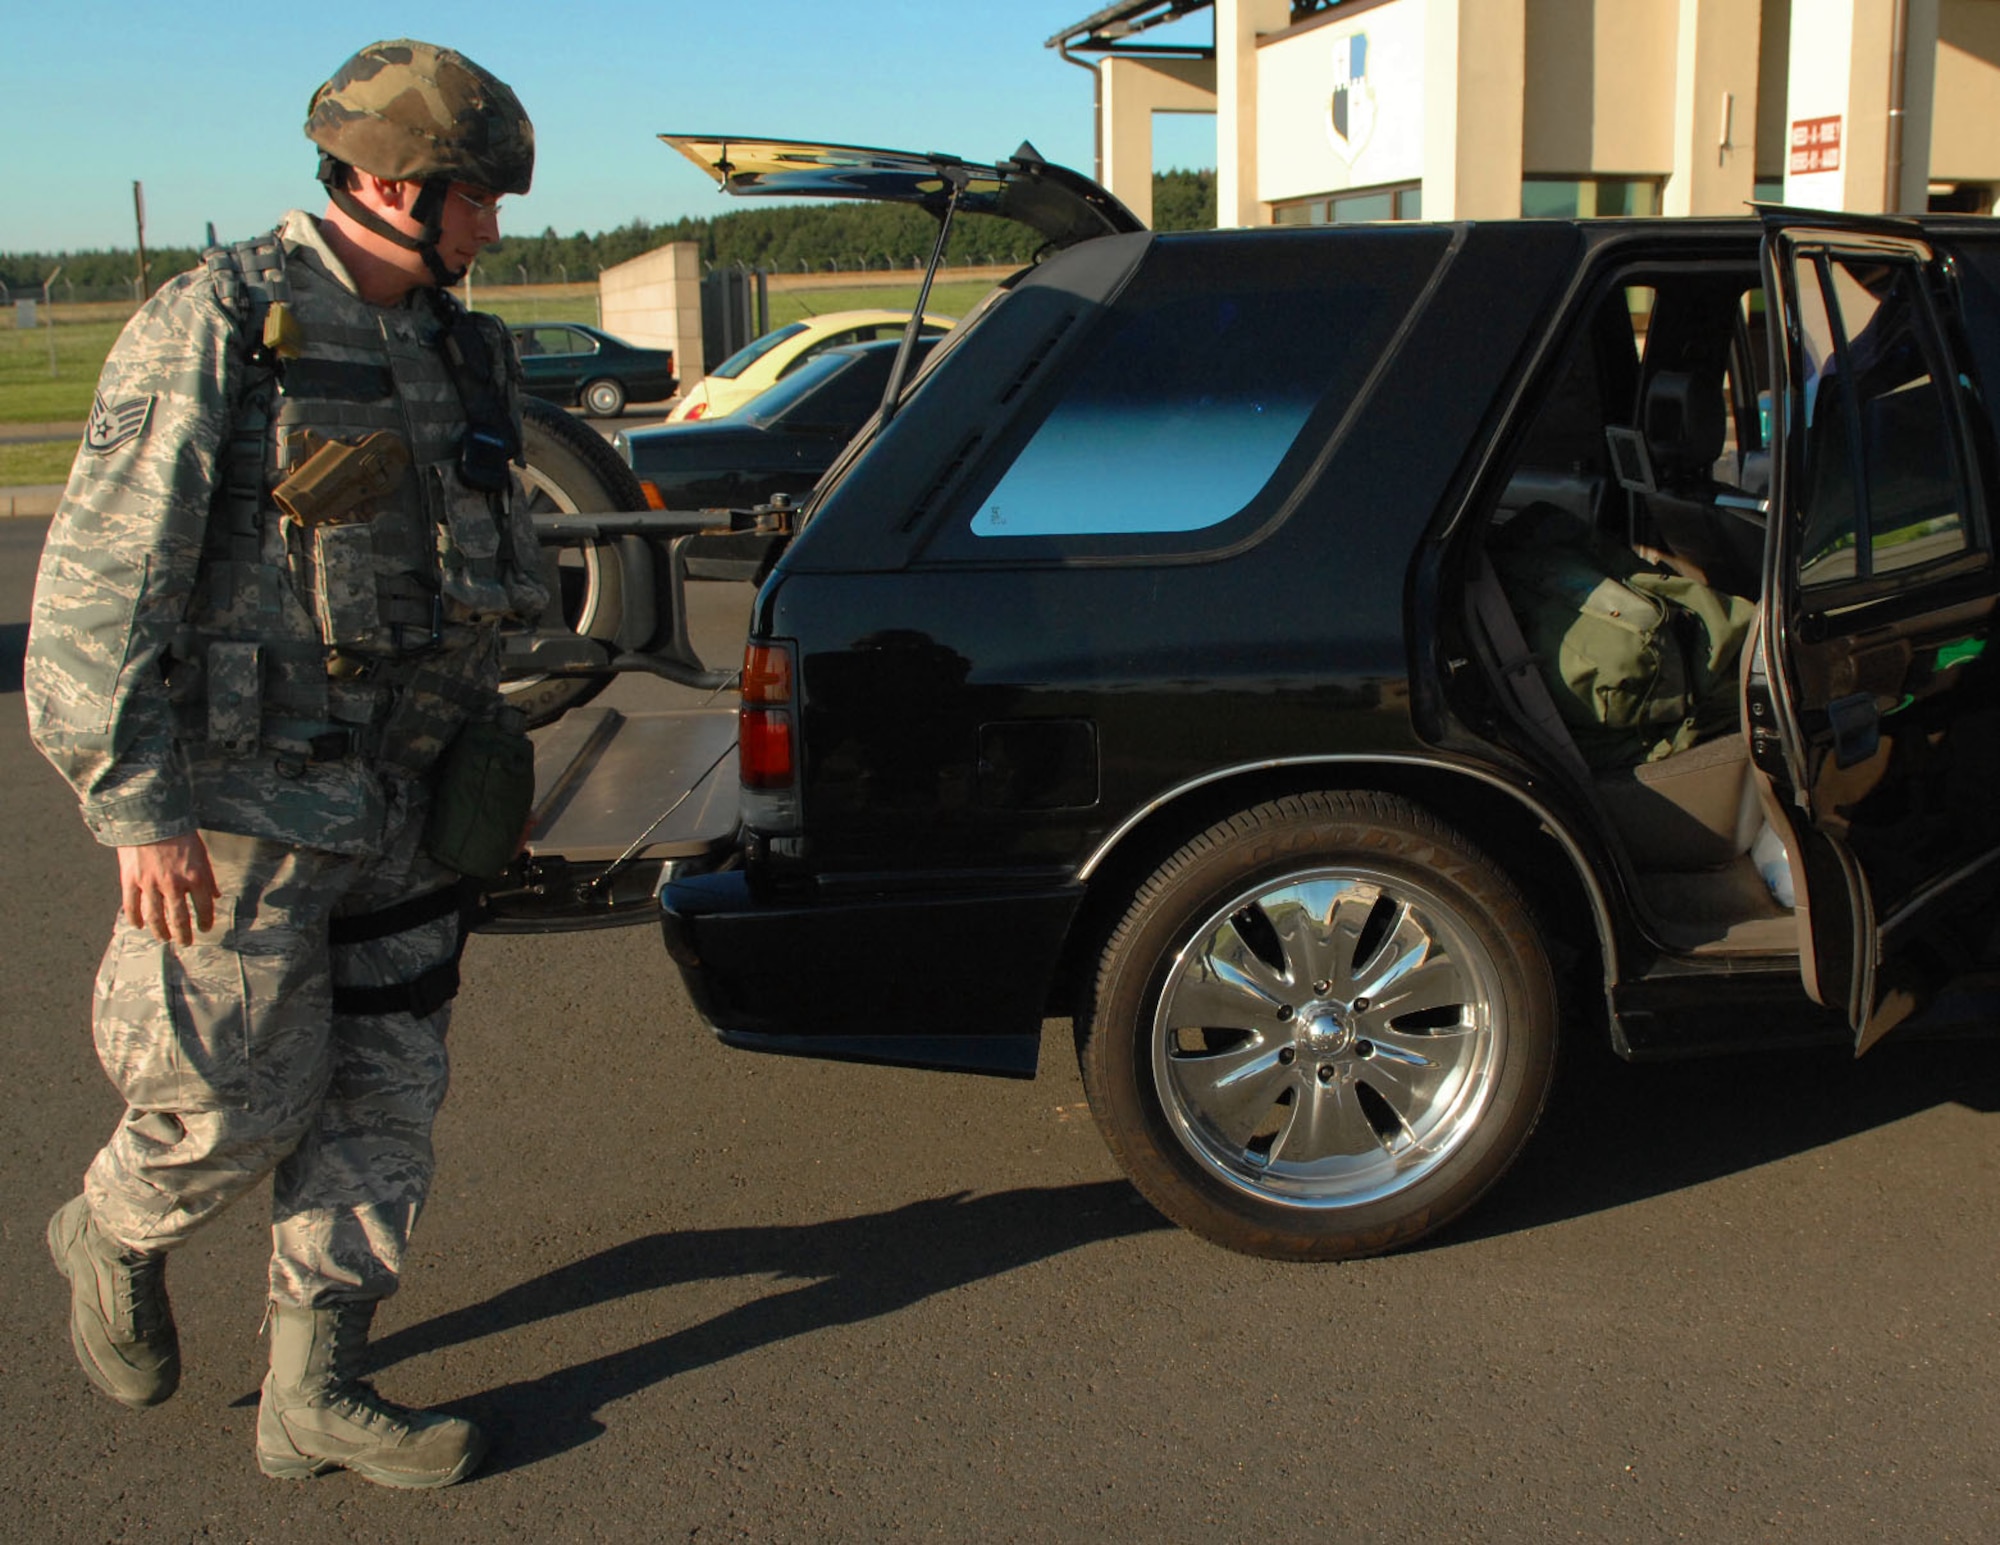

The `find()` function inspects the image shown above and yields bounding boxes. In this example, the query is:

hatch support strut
[879,165,969,429]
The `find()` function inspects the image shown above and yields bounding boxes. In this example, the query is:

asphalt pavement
[3,515,1999,1541]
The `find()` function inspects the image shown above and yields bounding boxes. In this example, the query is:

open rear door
[484,137,1139,934]
[1757,217,2000,1050]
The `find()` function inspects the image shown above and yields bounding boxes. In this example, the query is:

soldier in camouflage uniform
[27,40,547,1490]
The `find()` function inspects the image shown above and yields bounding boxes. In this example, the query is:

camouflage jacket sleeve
[24,270,241,847]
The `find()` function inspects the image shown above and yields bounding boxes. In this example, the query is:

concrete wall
[1103,55,1219,227]
[1784,0,1940,213]
[1426,0,1528,219]
[1662,0,1766,215]
[1218,0,1294,227]
[599,241,702,378]
[1756,0,1795,184]
[1935,0,2000,183]
[1523,0,1678,176]
[1250,0,1531,220]
[1257,0,1429,205]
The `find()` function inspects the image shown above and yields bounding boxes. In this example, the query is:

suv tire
[1078,791,1558,1261]
[505,397,647,728]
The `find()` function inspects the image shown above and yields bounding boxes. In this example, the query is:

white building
[1047,0,2000,226]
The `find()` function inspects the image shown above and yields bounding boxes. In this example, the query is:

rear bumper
[659,870,1086,1078]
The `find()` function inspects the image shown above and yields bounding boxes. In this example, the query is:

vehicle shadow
[370,1180,1169,1475]
[366,1031,1999,1475]
[1452,1026,2000,1249]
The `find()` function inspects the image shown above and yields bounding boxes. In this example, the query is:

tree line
[1,171,1217,296]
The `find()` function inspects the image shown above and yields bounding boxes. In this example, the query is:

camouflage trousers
[83,791,466,1308]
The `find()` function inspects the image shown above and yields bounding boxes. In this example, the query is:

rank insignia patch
[85,392,155,454]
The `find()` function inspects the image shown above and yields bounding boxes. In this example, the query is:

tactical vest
[185,227,543,777]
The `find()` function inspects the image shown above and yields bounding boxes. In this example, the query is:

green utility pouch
[424,710,535,880]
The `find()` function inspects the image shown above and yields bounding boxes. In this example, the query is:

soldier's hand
[117,835,221,946]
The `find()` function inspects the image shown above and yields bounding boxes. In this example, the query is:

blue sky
[1,1,1218,254]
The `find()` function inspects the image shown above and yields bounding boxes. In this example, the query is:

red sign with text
[1790,115,1843,175]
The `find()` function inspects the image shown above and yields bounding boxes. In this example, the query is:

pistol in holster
[272,429,412,528]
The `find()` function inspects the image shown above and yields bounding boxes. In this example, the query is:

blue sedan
[507,322,679,419]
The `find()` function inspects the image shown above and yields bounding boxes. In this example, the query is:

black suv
[500,139,2000,1262]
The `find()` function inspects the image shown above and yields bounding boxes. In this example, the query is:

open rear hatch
[483,137,1139,933]
[661,136,1143,420]
[657,136,1143,248]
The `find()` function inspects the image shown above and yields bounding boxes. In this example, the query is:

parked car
[667,309,953,422]
[507,321,678,418]
[497,137,2000,1264]
[612,336,941,512]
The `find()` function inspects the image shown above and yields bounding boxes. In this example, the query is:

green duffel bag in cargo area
[1490,502,1756,770]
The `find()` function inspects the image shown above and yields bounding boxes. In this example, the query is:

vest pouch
[375,651,493,781]
[312,521,382,650]
[206,641,263,756]
[429,464,515,622]
[424,713,535,880]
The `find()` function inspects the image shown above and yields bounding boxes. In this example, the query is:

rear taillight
[683,401,707,420]
[639,480,666,510]
[739,711,794,787]
[739,641,800,830]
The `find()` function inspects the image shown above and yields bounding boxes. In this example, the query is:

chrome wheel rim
[513,464,617,633]
[1152,865,1506,1210]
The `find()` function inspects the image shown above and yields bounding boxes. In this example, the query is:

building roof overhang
[1045,0,1215,57]
[1044,1,1346,56]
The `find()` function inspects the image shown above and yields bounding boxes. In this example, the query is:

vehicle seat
[1639,370,1763,597]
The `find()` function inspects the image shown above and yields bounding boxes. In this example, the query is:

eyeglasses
[453,189,504,218]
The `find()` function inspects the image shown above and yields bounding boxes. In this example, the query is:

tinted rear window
[970,290,1330,538]
[928,227,1453,560]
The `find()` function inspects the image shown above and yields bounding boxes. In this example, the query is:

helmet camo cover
[306,39,533,195]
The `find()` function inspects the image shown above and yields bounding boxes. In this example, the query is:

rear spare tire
[505,397,650,727]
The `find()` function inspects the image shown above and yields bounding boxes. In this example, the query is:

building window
[1270,184,1422,226]
[1521,177,1662,218]
[1929,183,1994,215]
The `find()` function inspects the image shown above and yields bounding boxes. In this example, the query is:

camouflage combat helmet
[307,39,533,283]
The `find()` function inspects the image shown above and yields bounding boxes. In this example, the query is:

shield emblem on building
[1326,33,1376,166]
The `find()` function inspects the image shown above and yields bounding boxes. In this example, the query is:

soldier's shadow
[368,1180,1168,1475]
[364,1031,2000,1477]
[0,621,25,693]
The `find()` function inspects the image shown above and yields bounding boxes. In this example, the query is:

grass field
[1,312,132,423]
[0,440,78,484]
[0,275,1001,432]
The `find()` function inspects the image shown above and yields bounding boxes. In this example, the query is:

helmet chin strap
[317,156,463,286]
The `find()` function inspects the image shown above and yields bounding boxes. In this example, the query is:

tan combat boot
[256,1301,486,1489]
[46,1194,180,1408]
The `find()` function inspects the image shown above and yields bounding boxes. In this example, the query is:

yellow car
[667,308,953,421]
